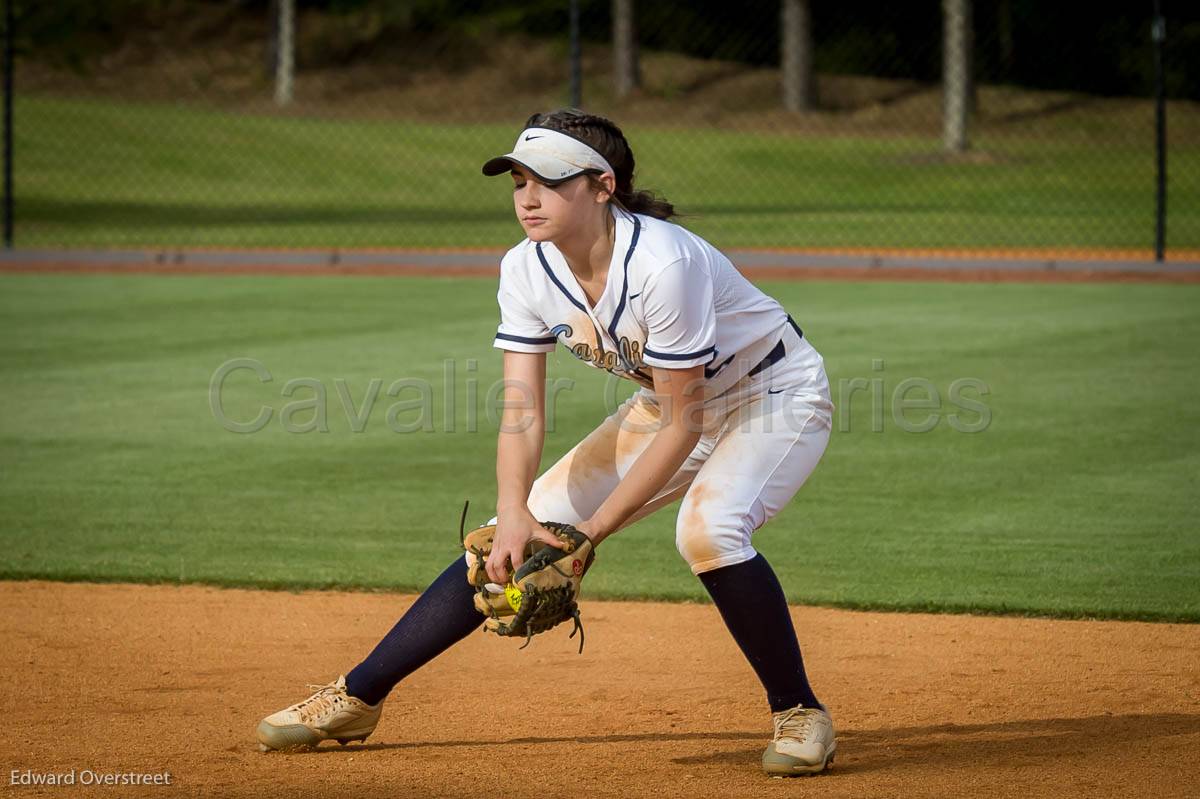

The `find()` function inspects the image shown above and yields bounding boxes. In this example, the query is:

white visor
[482,127,614,185]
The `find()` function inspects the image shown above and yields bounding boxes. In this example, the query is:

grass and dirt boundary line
[4,247,1200,283]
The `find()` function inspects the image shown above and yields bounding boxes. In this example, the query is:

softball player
[257,109,837,777]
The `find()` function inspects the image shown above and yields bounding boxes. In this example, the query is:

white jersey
[493,205,824,398]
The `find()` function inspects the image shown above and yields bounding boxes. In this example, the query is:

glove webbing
[513,586,585,653]
[459,500,588,653]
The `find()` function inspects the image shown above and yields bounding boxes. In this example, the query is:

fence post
[569,0,582,107]
[3,0,13,248]
[781,0,816,112]
[942,0,971,153]
[1152,0,1167,262]
[613,0,639,99]
[274,0,294,107]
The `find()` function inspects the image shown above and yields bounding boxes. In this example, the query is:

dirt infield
[3,582,1197,798]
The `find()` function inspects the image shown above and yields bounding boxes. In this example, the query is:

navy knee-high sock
[697,553,822,713]
[345,556,482,706]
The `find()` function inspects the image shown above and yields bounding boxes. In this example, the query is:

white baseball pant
[485,322,833,574]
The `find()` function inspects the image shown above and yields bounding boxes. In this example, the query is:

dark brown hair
[524,109,675,220]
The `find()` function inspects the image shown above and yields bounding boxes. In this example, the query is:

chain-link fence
[7,0,1199,255]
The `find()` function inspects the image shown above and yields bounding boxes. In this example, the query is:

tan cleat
[761,705,837,777]
[255,676,382,752]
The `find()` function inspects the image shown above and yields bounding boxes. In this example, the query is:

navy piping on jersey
[535,244,589,315]
[606,214,641,368]
[788,314,804,338]
[643,345,717,361]
[704,351,735,379]
[495,332,557,346]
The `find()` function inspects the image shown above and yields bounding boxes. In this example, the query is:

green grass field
[1,273,1197,621]
[18,95,1200,250]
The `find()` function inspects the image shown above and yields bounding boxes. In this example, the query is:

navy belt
[747,315,803,379]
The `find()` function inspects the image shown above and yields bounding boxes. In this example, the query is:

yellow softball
[504,583,523,612]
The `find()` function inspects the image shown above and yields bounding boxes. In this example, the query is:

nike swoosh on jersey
[524,134,544,141]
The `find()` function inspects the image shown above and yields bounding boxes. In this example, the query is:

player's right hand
[487,507,567,585]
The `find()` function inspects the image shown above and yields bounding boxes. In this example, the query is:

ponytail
[614,187,675,220]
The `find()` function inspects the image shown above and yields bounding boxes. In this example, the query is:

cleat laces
[291,683,347,724]
[773,707,818,743]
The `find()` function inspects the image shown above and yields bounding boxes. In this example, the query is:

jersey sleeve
[493,253,558,353]
[640,257,717,369]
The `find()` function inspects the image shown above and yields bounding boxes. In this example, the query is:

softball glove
[460,504,594,652]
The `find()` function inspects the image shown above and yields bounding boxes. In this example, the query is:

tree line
[13,0,1197,101]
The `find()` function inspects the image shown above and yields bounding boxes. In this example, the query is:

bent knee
[675,512,758,575]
